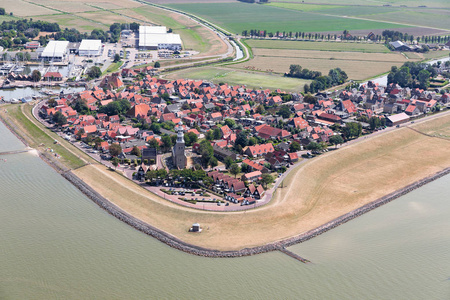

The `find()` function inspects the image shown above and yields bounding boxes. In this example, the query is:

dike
[3,110,450,258]
[62,166,450,258]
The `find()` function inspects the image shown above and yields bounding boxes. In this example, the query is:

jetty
[0,149,30,156]
[278,247,311,264]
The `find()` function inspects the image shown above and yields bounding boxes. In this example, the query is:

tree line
[387,61,437,89]
[0,19,140,49]
[286,65,348,93]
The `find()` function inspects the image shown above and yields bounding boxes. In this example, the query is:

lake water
[0,121,449,299]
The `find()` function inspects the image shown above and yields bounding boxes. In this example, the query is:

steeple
[176,121,185,143]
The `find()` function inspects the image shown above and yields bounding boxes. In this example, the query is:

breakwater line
[61,165,450,258]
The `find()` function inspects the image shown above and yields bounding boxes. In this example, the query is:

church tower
[172,121,187,169]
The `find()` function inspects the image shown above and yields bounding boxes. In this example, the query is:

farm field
[358,10,450,31]
[253,48,412,63]
[32,13,108,32]
[72,113,450,251]
[234,56,404,81]
[165,2,410,34]
[6,0,227,57]
[165,67,311,92]
[1,0,58,16]
[246,40,391,53]
[268,0,450,9]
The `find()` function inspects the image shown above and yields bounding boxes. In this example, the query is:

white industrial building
[41,41,70,61]
[139,26,182,51]
[78,39,102,56]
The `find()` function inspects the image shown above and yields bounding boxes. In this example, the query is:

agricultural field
[165,67,311,92]
[268,0,450,9]
[1,0,58,17]
[4,0,227,57]
[32,14,108,32]
[246,40,391,53]
[234,40,422,81]
[165,2,410,34]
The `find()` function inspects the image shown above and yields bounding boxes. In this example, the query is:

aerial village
[33,57,450,211]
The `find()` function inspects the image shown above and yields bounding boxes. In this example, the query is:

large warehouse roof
[139,26,167,34]
[79,39,102,51]
[139,26,182,48]
[41,41,69,58]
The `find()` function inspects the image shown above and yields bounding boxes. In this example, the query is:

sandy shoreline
[2,104,450,255]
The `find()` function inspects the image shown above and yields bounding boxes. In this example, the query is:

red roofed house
[243,143,275,158]
[43,72,63,81]
[127,103,150,119]
[288,117,308,129]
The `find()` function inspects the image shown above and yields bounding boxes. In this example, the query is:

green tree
[224,156,233,169]
[417,69,431,89]
[235,131,248,149]
[31,70,41,82]
[0,8,5,15]
[229,163,241,178]
[111,157,120,170]
[329,135,344,148]
[304,93,317,104]
[306,142,321,152]
[161,135,172,152]
[154,61,160,68]
[109,143,122,157]
[278,105,291,119]
[342,122,362,139]
[224,118,235,128]
[213,128,221,140]
[87,66,101,79]
[289,141,301,152]
[52,111,67,126]
[113,53,121,63]
[148,138,160,150]
[261,174,274,189]
[209,157,218,168]
[131,145,141,157]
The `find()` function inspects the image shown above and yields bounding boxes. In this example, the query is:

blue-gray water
[0,121,449,299]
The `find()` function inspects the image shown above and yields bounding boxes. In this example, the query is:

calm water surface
[0,122,449,299]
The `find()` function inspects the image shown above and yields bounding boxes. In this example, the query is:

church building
[172,121,187,169]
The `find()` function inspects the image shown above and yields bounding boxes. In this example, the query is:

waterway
[0,121,449,299]
[0,86,85,101]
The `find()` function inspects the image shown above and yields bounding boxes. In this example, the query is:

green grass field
[269,0,450,8]
[246,39,391,53]
[166,2,410,34]
[165,67,311,92]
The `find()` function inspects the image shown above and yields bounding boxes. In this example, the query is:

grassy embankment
[0,104,90,169]
[73,113,450,251]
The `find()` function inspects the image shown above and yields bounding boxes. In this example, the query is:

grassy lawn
[246,40,391,53]
[74,113,450,251]
[165,67,311,92]
[0,104,88,169]
[166,2,409,34]
[104,61,124,74]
